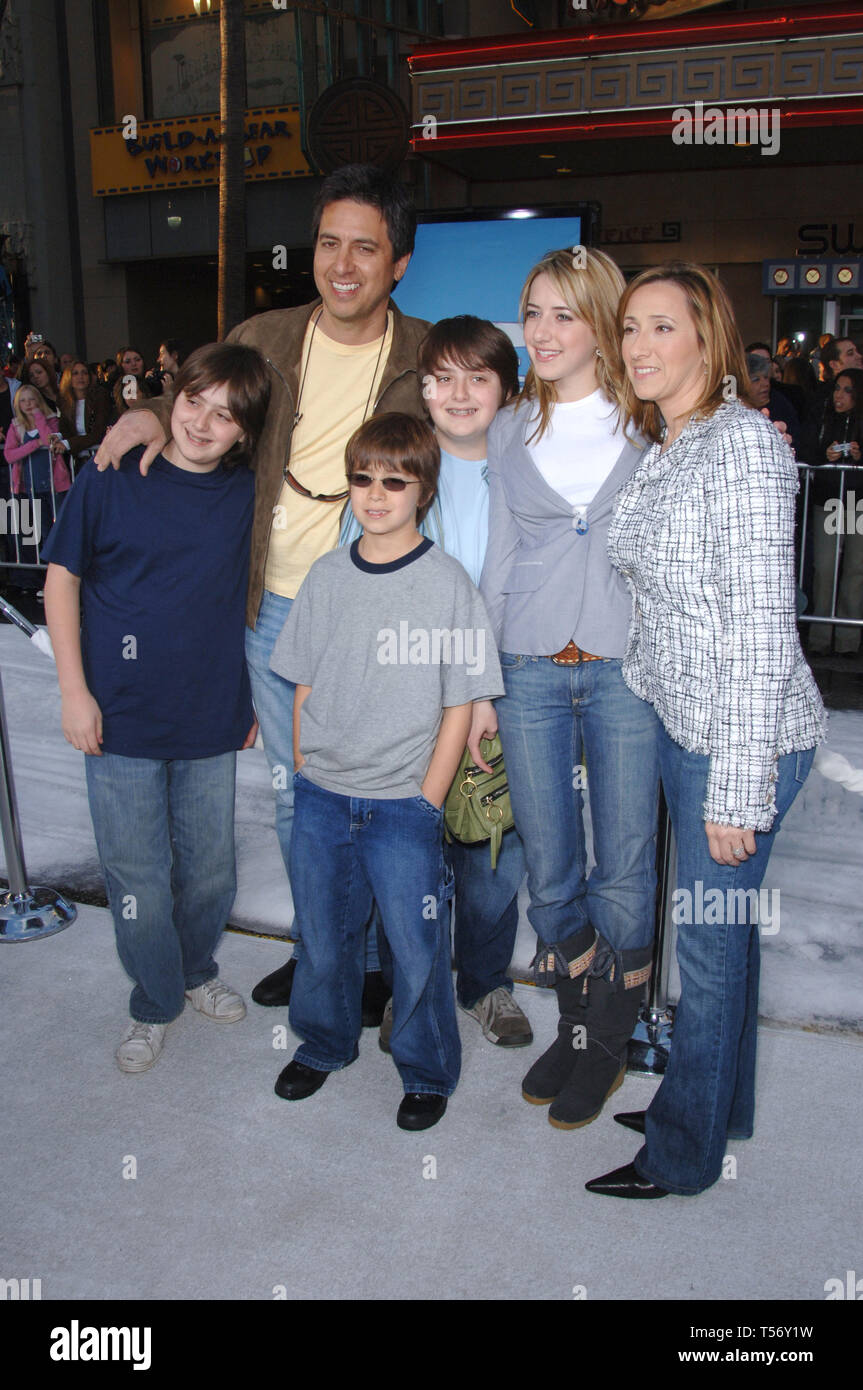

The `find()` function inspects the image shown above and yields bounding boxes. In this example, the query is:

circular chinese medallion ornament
[308,78,410,174]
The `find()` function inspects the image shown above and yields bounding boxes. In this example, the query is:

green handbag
[444,735,515,870]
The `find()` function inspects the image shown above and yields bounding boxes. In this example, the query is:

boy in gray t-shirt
[269,414,503,1131]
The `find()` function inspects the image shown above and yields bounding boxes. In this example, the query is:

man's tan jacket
[142,297,429,628]
[227,298,430,627]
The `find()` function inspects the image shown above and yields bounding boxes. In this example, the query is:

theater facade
[1,1,860,357]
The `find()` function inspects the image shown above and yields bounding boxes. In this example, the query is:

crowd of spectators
[0,334,185,599]
[1,323,861,631]
[744,333,863,655]
[745,332,863,462]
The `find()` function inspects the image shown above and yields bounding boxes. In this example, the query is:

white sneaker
[185,977,246,1022]
[116,1020,167,1073]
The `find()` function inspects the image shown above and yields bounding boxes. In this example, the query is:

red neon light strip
[408,5,863,72]
[409,99,863,150]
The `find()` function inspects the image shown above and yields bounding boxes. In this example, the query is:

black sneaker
[252,956,297,1007]
[397,1093,447,1131]
[274,1059,329,1101]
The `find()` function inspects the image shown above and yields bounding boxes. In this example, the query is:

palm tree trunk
[218,0,246,340]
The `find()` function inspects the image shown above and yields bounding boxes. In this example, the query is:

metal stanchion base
[0,887,77,941]
[627,1005,675,1076]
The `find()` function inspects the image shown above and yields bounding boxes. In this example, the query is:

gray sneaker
[185,977,246,1022]
[461,986,533,1047]
[116,1020,167,1073]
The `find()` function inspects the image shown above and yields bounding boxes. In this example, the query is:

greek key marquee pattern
[412,37,863,125]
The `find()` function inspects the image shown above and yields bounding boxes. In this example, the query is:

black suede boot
[521,925,596,1105]
[548,941,652,1130]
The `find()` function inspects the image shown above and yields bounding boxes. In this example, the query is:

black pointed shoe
[274,1059,329,1101]
[614,1110,646,1134]
[585,1161,669,1199]
[252,957,297,1007]
[397,1093,447,1131]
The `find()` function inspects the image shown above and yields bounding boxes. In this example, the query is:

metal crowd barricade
[797,461,863,642]
[1,445,83,584]
[0,598,76,939]
[628,461,863,1074]
[628,791,676,1075]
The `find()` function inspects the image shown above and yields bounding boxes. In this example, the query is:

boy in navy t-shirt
[44,343,271,1074]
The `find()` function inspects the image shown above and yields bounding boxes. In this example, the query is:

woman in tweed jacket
[588,263,825,1200]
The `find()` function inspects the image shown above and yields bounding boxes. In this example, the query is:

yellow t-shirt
[264,312,393,598]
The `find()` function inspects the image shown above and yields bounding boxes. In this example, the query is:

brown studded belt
[548,640,602,664]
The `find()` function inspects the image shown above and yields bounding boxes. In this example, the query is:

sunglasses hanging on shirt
[267,308,389,505]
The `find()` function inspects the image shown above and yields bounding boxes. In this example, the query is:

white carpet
[3,905,861,1302]
[2,625,861,1033]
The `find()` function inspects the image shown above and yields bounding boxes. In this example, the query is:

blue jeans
[245,590,379,971]
[635,730,815,1195]
[288,774,460,1096]
[496,654,660,956]
[85,751,238,1023]
[448,831,526,1008]
[245,590,297,884]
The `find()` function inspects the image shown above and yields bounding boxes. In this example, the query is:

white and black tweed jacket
[608,400,825,831]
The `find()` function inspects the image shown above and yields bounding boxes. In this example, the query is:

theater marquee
[90,106,311,196]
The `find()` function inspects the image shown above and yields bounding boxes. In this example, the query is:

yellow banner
[90,106,311,196]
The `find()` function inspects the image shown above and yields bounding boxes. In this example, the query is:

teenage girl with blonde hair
[475,247,660,1130]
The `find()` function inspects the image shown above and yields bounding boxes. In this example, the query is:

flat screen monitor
[394,205,599,376]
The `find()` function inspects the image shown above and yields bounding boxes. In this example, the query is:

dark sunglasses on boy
[348,473,421,492]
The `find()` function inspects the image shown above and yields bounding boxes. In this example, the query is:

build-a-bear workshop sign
[90,106,311,196]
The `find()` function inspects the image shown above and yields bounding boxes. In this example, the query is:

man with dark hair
[95,164,430,1015]
[310,164,416,266]
[820,340,841,381]
[835,337,863,372]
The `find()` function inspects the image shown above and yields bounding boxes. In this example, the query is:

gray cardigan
[480,399,644,658]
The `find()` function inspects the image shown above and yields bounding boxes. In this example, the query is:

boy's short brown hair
[418,316,520,403]
[345,413,440,524]
[172,343,272,468]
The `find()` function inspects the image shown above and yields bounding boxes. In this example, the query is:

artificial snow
[1,625,860,1033]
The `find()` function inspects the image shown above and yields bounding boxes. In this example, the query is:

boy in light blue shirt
[342,316,531,1048]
